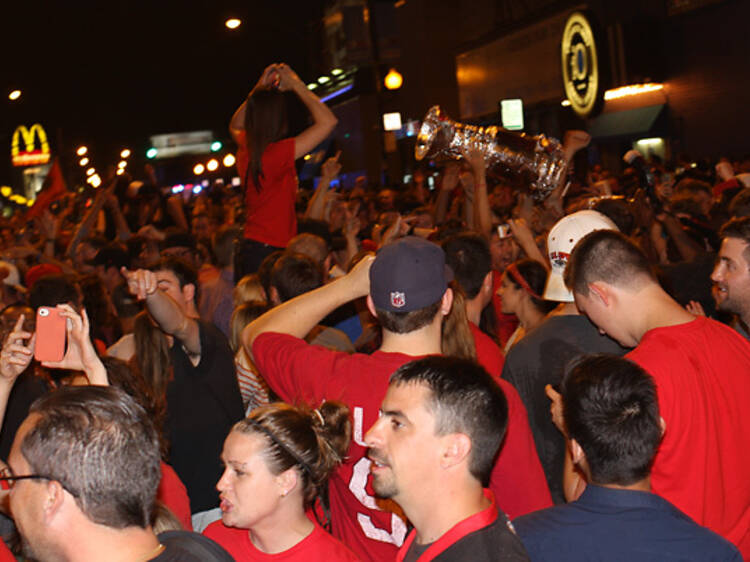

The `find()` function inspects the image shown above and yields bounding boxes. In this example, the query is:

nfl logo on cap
[390,291,406,308]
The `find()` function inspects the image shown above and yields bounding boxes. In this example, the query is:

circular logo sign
[561,12,600,118]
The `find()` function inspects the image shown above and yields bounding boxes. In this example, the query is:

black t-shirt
[501,314,626,504]
[154,531,233,561]
[166,321,244,513]
[402,511,530,561]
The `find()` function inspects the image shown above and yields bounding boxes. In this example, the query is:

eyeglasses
[0,474,79,497]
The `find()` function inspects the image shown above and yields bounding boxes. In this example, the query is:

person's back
[516,484,741,561]
[502,313,624,503]
[514,354,742,562]
[627,315,750,552]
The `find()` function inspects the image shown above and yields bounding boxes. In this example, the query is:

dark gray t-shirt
[501,314,626,504]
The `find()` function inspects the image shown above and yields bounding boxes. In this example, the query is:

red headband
[506,263,543,300]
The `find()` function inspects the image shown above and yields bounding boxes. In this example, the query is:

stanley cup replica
[415,106,567,200]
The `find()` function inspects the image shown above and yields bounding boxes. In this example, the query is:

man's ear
[42,480,66,523]
[440,287,454,316]
[182,283,196,305]
[269,286,281,307]
[440,433,471,469]
[659,416,667,437]
[569,438,588,470]
[587,282,611,307]
[480,271,494,300]
[366,295,378,318]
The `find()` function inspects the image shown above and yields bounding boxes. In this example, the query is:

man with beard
[365,356,529,561]
[711,216,750,338]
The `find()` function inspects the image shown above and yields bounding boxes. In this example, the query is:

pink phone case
[34,307,66,362]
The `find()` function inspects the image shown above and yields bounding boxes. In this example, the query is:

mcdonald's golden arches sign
[11,123,50,167]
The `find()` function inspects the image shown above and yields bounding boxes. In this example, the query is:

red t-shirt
[158,462,193,531]
[203,520,359,561]
[627,317,750,557]
[253,332,551,560]
[491,271,520,349]
[236,132,298,247]
[469,322,505,377]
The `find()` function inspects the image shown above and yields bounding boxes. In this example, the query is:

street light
[193,163,205,175]
[116,169,125,176]
[8,90,21,101]
[120,149,131,158]
[206,159,219,172]
[225,18,241,29]
[210,141,222,152]
[79,157,89,166]
[118,160,127,169]
[86,168,95,176]
[76,146,88,156]
[384,68,403,90]
[223,153,236,167]
[146,148,158,159]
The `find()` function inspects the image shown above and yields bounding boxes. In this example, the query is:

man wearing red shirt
[563,229,750,558]
[245,237,549,561]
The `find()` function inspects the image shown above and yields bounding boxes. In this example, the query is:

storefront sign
[561,12,601,118]
[11,123,50,167]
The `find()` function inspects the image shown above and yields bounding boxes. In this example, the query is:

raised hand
[321,150,342,180]
[121,267,158,301]
[41,305,100,375]
[0,315,35,382]
[275,63,304,92]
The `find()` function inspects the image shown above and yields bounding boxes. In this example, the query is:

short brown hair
[564,230,655,296]
[376,299,442,334]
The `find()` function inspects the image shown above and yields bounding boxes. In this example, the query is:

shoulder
[303,524,361,560]
[107,333,135,361]
[440,512,530,561]
[157,530,234,562]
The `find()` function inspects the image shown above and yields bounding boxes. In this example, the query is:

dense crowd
[0,63,747,561]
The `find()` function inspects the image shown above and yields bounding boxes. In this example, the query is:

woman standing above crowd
[230,63,337,280]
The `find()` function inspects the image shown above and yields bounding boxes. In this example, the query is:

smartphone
[497,224,512,239]
[34,307,66,362]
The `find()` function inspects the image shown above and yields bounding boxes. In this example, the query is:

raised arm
[121,268,201,355]
[0,315,35,426]
[243,254,373,361]
[275,64,338,159]
[229,64,279,142]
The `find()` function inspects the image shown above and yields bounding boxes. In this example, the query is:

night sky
[1,1,321,182]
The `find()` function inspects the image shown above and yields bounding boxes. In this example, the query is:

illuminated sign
[11,123,51,167]
[500,99,524,130]
[561,12,601,118]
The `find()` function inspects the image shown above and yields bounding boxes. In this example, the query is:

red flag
[26,157,67,219]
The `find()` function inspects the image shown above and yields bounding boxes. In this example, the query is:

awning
[588,104,665,139]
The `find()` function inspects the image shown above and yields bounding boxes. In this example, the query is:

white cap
[544,210,618,302]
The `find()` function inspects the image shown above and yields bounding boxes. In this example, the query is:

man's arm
[121,268,201,355]
[243,255,373,361]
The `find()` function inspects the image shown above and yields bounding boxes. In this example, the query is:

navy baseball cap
[370,236,453,312]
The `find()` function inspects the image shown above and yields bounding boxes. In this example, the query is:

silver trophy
[415,106,567,200]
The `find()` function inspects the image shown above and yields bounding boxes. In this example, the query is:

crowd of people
[0,62,748,560]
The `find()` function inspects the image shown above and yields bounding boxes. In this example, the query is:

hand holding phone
[34,307,66,363]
